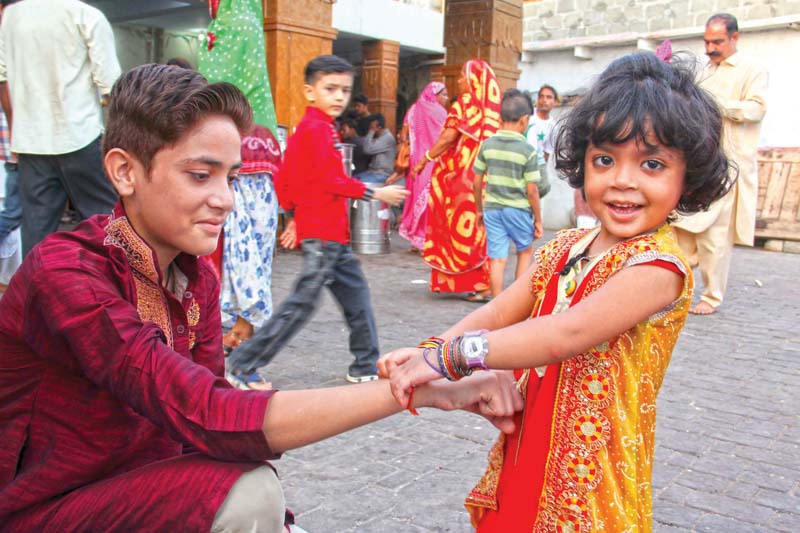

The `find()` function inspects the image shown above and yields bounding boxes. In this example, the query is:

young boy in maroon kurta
[0,64,521,531]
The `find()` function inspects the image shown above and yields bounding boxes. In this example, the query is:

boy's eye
[593,155,613,167]
[642,159,664,171]
[227,174,240,185]
[189,172,210,181]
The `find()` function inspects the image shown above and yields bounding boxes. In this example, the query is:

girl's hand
[378,347,418,378]
[387,348,445,407]
[412,160,426,176]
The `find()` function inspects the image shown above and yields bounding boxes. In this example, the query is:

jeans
[19,136,117,256]
[228,239,380,376]
[0,162,21,244]
[355,170,388,184]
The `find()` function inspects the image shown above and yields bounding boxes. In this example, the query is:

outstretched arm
[262,371,523,454]
[385,263,683,405]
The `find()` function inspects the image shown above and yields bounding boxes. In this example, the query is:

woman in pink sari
[395,81,448,251]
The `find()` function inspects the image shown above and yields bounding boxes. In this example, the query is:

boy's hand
[279,219,298,249]
[373,185,409,206]
[384,171,403,186]
[476,210,484,227]
[534,220,543,239]
[417,371,523,434]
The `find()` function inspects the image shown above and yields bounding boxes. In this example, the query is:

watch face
[463,336,487,358]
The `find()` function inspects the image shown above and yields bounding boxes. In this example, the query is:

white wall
[520,28,800,229]
[333,0,444,53]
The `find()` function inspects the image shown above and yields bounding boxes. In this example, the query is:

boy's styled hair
[538,84,559,101]
[353,94,369,106]
[304,55,354,84]
[500,89,533,122]
[103,64,253,171]
[554,52,732,214]
[367,113,386,129]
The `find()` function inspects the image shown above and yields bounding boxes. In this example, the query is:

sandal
[461,292,492,303]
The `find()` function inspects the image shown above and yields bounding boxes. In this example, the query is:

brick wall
[523,0,800,42]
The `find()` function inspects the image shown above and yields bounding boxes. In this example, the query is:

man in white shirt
[672,13,768,315]
[0,0,121,255]
[525,85,558,169]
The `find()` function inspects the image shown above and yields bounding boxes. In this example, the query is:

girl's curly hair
[554,52,734,215]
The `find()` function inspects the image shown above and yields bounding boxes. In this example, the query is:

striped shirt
[473,130,539,210]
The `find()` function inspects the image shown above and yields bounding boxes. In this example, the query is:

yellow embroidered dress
[467,224,692,532]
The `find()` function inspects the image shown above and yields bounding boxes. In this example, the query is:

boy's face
[303,72,353,119]
[113,115,242,268]
[354,101,368,116]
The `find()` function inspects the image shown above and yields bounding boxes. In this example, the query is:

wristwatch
[460,333,489,374]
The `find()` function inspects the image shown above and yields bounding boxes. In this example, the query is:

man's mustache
[707,51,722,57]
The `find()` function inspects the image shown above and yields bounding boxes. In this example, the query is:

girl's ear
[104,148,140,198]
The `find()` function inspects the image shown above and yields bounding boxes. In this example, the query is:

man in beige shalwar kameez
[672,13,768,315]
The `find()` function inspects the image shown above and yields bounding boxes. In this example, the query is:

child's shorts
[484,207,534,259]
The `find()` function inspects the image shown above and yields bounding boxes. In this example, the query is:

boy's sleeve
[473,142,487,174]
[23,263,278,462]
[524,147,541,184]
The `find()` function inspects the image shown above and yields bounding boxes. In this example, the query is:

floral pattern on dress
[220,173,277,329]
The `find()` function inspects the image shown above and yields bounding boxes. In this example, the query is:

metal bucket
[350,186,391,255]
[338,143,355,176]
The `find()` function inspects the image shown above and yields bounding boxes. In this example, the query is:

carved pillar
[443,0,523,97]
[361,40,400,134]
[263,0,338,130]
[428,53,446,84]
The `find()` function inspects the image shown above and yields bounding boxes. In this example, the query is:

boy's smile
[584,135,685,250]
[111,115,242,272]
[303,72,353,118]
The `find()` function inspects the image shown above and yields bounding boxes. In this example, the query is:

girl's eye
[642,159,664,171]
[593,155,613,167]
[227,174,240,185]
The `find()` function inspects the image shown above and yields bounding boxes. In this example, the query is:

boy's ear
[302,83,316,103]
[104,148,141,197]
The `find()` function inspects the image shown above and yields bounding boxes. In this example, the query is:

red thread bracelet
[407,386,419,416]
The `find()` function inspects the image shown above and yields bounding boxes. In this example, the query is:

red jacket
[276,106,367,244]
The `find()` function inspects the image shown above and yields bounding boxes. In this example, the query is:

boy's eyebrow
[180,157,243,170]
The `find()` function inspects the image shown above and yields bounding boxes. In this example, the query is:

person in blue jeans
[0,160,20,246]
[473,89,543,298]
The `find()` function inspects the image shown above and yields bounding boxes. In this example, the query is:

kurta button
[176,325,186,334]
[184,291,192,299]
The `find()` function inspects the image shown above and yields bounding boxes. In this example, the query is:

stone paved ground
[259,231,799,532]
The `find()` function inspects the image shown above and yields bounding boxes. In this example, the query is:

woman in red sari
[412,59,501,300]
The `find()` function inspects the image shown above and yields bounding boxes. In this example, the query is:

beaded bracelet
[418,336,444,350]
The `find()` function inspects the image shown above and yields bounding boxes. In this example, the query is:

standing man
[672,13,768,315]
[0,0,121,255]
[526,85,557,168]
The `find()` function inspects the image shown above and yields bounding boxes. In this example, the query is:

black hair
[353,94,369,106]
[554,52,733,215]
[501,89,533,122]
[0,0,21,6]
[304,54,354,84]
[538,84,559,101]
[166,57,192,69]
[367,113,386,129]
[339,115,358,130]
[707,13,738,35]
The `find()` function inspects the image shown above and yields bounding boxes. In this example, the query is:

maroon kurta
[0,204,277,530]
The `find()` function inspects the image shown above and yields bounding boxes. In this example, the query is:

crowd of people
[0,1,768,530]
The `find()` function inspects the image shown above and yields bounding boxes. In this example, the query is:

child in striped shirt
[473,89,543,298]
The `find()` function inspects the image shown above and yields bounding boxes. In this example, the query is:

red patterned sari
[422,59,501,293]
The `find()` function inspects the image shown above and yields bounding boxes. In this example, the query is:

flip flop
[461,292,492,303]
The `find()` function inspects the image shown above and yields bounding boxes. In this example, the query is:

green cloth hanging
[198,0,278,134]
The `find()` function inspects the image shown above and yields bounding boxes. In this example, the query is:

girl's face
[584,134,685,250]
[436,88,449,107]
[457,66,470,96]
